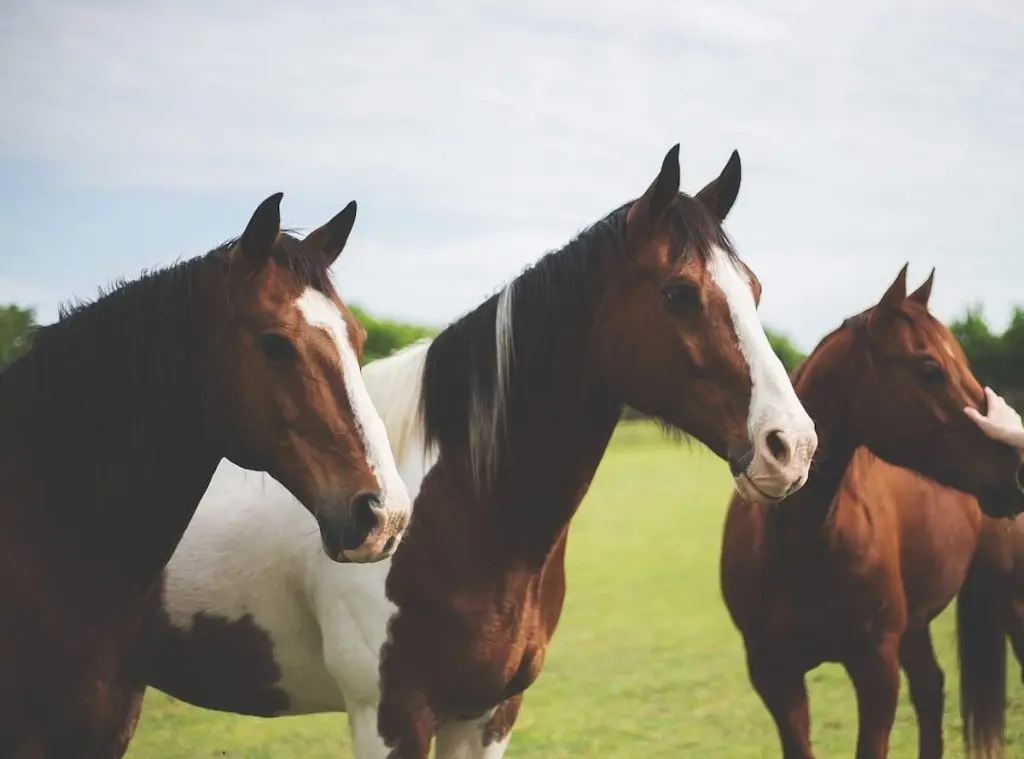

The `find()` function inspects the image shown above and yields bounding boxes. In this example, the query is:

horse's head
[201,194,411,562]
[594,146,816,504]
[809,265,1024,518]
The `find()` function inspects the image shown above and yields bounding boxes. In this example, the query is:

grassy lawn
[126,421,1024,758]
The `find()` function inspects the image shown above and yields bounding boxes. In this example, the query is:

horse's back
[362,340,433,483]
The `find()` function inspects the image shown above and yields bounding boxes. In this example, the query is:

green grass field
[126,421,1024,758]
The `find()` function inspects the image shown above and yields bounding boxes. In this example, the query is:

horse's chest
[405,589,549,718]
[759,556,895,649]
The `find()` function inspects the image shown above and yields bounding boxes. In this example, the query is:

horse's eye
[259,333,298,362]
[916,358,946,385]
[661,282,702,312]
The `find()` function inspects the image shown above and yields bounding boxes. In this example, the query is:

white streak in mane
[362,284,516,498]
[468,284,515,495]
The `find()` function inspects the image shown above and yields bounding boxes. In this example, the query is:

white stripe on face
[708,247,815,441]
[295,289,408,506]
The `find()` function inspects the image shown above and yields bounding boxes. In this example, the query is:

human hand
[965,387,1024,452]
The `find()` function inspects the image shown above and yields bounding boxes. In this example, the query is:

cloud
[0,0,1022,346]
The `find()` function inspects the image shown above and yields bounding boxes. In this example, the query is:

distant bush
[348,305,436,363]
[949,304,1024,409]
[0,305,36,368]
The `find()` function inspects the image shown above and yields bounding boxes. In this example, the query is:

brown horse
[955,513,1024,758]
[0,195,412,757]
[361,145,818,758]
[720,267,1024,759]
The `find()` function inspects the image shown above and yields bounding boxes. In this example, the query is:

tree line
[2,302,1022,409]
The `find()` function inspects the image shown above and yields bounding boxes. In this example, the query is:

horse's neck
[481,345,622,569]
[0,288,221,594]
[772,370,860,535]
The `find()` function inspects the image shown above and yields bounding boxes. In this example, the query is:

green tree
[348,305,436,363]
[765,329,806,375]
[0,304,36,368]
[949,304,1024,409]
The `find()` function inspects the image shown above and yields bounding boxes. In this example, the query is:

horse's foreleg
[843,636,901,759]
[347,705,391,759]
[899,627,945,759]
[747,647,816,759]
[377,683,436,759]
[433,694,522,759]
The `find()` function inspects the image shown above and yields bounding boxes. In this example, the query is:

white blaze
[295,288,408,506]
[709,248,816,450]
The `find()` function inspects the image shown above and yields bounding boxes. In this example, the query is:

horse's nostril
[764,430,790,465]
[339,492,383,551]
[1016,463,1024,492]
[383,536,396,553]
[351,492,382,533]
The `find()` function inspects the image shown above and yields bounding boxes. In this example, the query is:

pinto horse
[720,267,1024,759]
[0,195,411,758]
[128,144,818,758]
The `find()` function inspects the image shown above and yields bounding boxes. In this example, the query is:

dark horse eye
[661,282,702,312]
[916,358,946,385]
[258,333,298,362]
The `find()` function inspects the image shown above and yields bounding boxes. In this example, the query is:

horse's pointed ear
[695,150,742,221]
[876,263,909,315]
[302,201,358,267]
[908,267,935,308]
[626,144,680,245]
[238,192,283,263]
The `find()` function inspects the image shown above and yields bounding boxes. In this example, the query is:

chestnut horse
[955,513,1024,758]
[720,267,1024,759]
[126,145,818,758]
[0,195,412,758]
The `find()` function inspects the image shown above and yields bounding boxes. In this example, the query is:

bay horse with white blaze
[0,195,411,758]
[128,145,817,758]
[720,266,1024,759]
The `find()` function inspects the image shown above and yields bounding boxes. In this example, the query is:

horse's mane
[13,231,333,374]
[420,193,739,495]
[1,232,337,444]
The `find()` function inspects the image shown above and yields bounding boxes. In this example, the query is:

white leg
[434,715,512,759]
[347,704,391,759]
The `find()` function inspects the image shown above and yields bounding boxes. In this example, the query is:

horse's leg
[1008,596,1024,686]
[433,695,522,759]
[316,591,392,759]
[747,648,816,759]
[843,637,901,759]
[377,683,436,759]
[347,705,392,759]
[899,627,944,759]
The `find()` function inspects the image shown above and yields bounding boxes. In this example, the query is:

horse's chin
[733,474,785,506]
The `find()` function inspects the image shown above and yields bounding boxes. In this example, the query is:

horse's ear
[626,144,680,246]
[695,150,742,221]
[874,263,909,318]
[302,201,358,267]
[908,267,935,308]
[238,192,283,263]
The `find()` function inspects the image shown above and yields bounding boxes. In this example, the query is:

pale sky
[1,1,1021,350]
